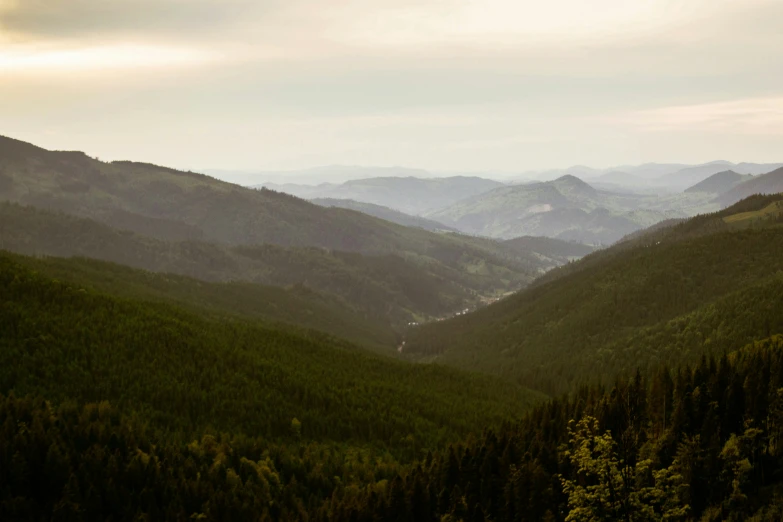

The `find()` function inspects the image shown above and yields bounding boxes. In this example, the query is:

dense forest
[4,337,783,520]
[0,253,544,454]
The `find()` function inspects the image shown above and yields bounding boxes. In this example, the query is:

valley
[1,139,783,521]
[5,1,783,518]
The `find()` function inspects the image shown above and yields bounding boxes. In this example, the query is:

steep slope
[263,175,503,215]
[0,253,545,450]
[426,175,716,244]
[406,194,783,395]
[719,166,783,206]
[4,250,399,351]
[310,198,457,231]
[0,135,557,308]
[684,170,752,194]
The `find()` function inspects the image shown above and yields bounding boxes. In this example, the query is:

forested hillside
[406,195,783,395]
[0,202,501,326]
[2,136,783,520]
[2,251,399,351]
[335,336,783,521]
[4,336,783,520]
[0,253,544,450]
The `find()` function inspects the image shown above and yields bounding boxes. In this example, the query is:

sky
[1,0,781,179]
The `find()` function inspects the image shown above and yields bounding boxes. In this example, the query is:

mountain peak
[684,170,749,194]
[551,174,596,193]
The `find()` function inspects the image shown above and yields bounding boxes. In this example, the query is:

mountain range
[424,175,718,244]
[3,132,783,520]
[261,175,504,215]
[0,134,592,328]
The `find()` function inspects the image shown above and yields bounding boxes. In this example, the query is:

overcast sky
[1,0,781,177]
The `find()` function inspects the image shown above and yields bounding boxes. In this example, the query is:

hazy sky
[1,0,781,176]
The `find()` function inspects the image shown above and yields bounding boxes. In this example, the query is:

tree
[560,417,689,522]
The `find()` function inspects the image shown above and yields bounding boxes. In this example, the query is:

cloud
[0,0,260,40]
[1,0,781,171]
[611,96,783,135]
[0,43,217,72]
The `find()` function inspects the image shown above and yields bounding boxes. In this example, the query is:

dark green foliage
[0,254,544,454]
[3,250,399,352]
[330,336,783,521]
[5,338,783,520]
[0,395,405,521]
[406,200,783,395]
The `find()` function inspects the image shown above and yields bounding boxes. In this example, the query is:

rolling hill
[425,175,717,244]
[719,166,783,206]
[684,170,752,194]
[405,193,783,395]
[2,248,399,351]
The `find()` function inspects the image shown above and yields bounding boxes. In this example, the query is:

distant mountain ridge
[425,175,718,244]
[518,161,782,191]
[310,198,458,232]
[261,175,504,215]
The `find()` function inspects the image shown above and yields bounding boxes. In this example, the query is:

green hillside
[0,253,545,453]
[405,194,783,395]
[3,251,398,351]
[4,333,783,520]
[0,202,486,326]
